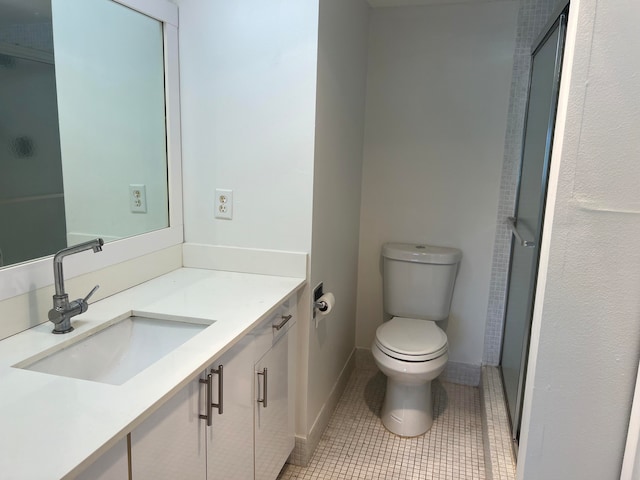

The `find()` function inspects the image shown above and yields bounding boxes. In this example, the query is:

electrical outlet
[129,184,147,213]
[215,189,233,219]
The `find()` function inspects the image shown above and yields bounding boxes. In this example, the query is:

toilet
[372,242,462,437]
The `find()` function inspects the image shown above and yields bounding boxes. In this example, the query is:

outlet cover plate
[215,189,233,219]
[129,184,147,213]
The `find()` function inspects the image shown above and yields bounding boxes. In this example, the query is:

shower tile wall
[483,0,567,365]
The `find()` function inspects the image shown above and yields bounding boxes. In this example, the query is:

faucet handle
[75,285,100,317]
[83,285,100,304]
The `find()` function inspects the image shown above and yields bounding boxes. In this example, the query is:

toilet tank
[382,243,462,321]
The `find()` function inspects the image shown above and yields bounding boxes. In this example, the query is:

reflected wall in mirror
[0,0,169,269]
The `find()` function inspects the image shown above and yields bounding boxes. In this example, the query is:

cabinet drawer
[254,329,293,480]
[252,297,296,361]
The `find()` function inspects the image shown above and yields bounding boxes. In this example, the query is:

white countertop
[0,268,304,479]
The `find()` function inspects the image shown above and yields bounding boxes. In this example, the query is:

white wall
[176,0,321,450]
[518,0,640,477]
[306,0,370,438]
[178,0,319,253]
[177,0,370,456]
[355,2,517,371]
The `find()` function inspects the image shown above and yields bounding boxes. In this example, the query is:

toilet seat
[375,317,448,362]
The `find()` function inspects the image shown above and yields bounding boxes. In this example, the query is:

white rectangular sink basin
[18,315,212,385]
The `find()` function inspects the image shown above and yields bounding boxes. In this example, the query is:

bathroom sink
[17,315,212,385]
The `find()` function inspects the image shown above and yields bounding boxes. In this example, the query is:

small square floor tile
[278,368,486,480]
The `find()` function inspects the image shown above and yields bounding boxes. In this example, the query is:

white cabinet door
[75,437,129,480]
[130,377,206,480]
[207,336,255,480]
[129,298,296,480]
[130,336,255,480]
[254,329,293,480]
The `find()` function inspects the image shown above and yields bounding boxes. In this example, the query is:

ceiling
[0,0,509,26]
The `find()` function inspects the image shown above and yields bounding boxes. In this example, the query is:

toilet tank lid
[382,243,462,265]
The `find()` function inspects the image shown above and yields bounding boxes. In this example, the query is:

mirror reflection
[0,0,169,269]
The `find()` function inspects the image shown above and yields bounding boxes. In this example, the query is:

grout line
[480,366,517,480]
[279,367,486,480]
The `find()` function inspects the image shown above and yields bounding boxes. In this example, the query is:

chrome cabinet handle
[273,314,293,331]
[211,365,223,415]
[507,217,536,248]
[257,368,268,408]
[199,373,213,426]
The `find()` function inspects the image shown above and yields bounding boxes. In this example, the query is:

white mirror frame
[0,0,183,302]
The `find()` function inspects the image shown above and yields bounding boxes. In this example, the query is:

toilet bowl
[372,243,461,437]
[372,317,448,436]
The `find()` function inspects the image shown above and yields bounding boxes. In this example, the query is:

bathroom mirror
[0,0,169,269]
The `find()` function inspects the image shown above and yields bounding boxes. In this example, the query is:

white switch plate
[129,184,147,213]
[215,189,233,219]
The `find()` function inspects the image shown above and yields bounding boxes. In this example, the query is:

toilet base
[381,377,433,437]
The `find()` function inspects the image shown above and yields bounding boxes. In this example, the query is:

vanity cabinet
[254,323,295,480]
[129,364,206,479]
[129,297,296,480]
[76,437,129,480]
[206,334,255,480]
[251,300,296,480]
[130,335,254,480]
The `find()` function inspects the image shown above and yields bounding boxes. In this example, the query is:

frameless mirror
[0,0,169,269]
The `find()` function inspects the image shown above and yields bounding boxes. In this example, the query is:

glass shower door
[500,8,568,443]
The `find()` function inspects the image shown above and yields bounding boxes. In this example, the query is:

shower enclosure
[500,3,569,446]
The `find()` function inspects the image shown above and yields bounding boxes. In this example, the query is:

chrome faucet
[48,238,104,334]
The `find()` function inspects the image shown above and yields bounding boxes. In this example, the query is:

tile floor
[278,367,486,480]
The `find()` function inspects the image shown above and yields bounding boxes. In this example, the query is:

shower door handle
[507,217,536,248]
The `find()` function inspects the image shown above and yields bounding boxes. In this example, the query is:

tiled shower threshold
[480,366,517,480]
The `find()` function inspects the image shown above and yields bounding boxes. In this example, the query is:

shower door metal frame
[499,1,569,448]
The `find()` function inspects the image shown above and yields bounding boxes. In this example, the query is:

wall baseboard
[289,348,356,466]
[442,361,481,387]
[355,346,378,371]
